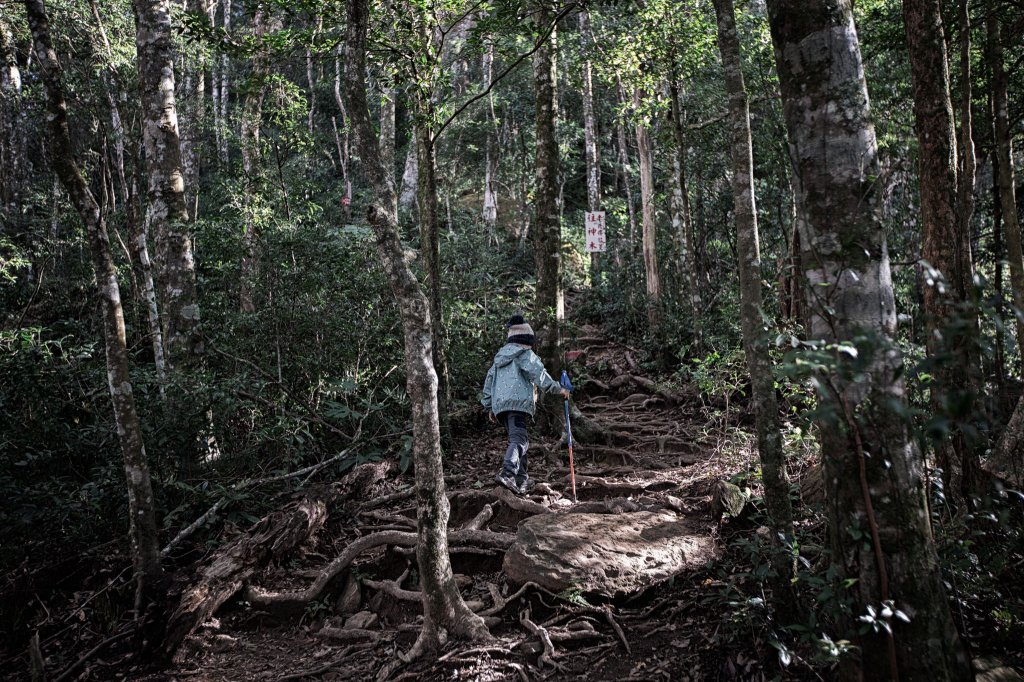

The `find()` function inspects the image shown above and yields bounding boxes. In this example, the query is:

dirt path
[151,324,764,682]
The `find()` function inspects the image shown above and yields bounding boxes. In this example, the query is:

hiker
[480,315,570,495]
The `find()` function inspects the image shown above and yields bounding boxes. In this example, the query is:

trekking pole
[560,370,577,503]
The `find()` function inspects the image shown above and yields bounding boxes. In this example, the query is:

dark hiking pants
[500,411,530,485]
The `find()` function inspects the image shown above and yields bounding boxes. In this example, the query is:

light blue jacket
[481,344,562,417]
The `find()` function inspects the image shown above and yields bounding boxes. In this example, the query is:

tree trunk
[333,46,353,221]
[579,10,601,280]
[25,0,164,601]
[415,119,450,438]
[399,144,419,216]
[380,85,396,199]
[238,10,269,315]
[0,17,23,214]
[217,0,231,165]
[180,0,207,223]
[902,0,980,508]
[712,0,795,608]
[986,15,1024,478]
[765,1,973,679]
[669,81,701,344]
[481,42,499,233]
[615,80,637,248]
[633,88,661,327]
[91,0,168,388]
[341,0,487,655]
[133,0,202,367]
[532,0,562,381]
[989,16,1024,359]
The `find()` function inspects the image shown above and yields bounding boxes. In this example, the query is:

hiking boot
[517,478,536,495]
[495,472,521,495]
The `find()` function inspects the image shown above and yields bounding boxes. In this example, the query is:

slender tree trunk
[333,47,352,221]
[25,0,164,601]
[902,0,980,507]
[989,16,1024,358]
[238,10,269,314]
[765,1,973,679]
[180,0,207,223]
[579,11,601,280]
[415,118,450,437]
[633,88,661,327]
[91,0,168,388]
[532,0,562,379]
[481,42,499,233]
[217,0,231,165]
[669,81,701,344]
[712,0,795,608]
[341,0,488,655]
[615,80,637,248]
[989,14,1024,484]
[380,86,396,193]
[0,17,23,214]
[132,0,202,367]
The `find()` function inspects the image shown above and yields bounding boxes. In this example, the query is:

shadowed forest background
[1,0,1024,679]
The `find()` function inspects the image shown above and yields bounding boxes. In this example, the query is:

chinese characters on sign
[585,211,606,253]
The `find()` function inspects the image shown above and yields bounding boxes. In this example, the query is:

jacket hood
[494,343,531,368]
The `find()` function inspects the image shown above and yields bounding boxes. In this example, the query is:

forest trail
[154,314,763,682]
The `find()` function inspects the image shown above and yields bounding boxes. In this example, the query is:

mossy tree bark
[25,0,164,602]
[341,0,488,654]
[712,0,795,610]
[132,0,202,366]
[765,0,973,678]
[633,87,661,329]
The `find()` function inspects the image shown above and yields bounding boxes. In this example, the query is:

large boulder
[502,511,716,596]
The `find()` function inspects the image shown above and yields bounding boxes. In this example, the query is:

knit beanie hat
[506,314,535,346]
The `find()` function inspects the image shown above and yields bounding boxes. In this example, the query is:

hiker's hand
[488,412,497,423]
[560,388,571,399]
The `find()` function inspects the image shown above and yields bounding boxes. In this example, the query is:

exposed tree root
[520,608,562,670]
[244,529,513,607]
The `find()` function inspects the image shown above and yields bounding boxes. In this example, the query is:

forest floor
[140,319,816,682]
[11,315,1023,681]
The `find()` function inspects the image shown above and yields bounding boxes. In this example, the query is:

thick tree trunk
[25,0,164,600]
[633,88,661,327]
[669,81,700,343]
[133,0,202,367]
[532,2,562,378]
[712,0,795,606]
[579,11,601,280]
[903,0,980,508]
[765,1,973,679]
[399,145,419,215]
[341,0,487,654]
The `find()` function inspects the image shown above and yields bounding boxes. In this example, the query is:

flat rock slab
[502,511,716,596]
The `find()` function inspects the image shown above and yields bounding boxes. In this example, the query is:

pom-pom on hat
[506,314,535,346]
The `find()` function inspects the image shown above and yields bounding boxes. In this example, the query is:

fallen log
[162,493,329,659]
